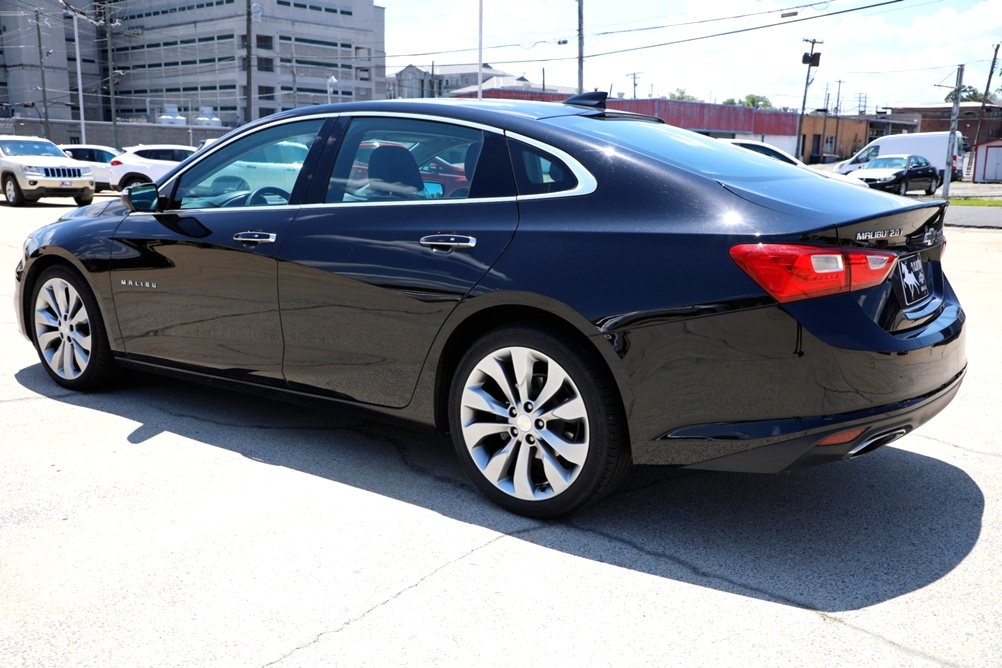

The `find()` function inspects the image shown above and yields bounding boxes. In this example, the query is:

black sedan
[850,153,941,195]
[14,94,966,517]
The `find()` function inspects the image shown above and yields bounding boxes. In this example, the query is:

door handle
[233,231,277,244]
[419,234,477,250]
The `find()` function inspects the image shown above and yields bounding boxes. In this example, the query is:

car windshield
[0,139,66,158]
[867,157,907,169]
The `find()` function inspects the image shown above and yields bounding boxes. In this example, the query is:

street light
[327,76,338,104]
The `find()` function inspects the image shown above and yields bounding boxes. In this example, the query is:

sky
[373,0,1002,112]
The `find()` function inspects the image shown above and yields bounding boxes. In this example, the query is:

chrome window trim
[160,110,599,211]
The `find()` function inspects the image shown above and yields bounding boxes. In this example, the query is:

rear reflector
[729,244,898,303]
[816,426,868,446]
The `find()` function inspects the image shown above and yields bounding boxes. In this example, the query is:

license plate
[60,180,72,187]
[897,253,929,306]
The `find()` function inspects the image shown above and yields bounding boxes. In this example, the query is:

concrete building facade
[1,0,387,139]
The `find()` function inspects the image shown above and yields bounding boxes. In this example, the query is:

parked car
[109,144,196,191]
[849,154,940,195]
[60,144,123,192]
[14,94,967,518]
[722,138,868,187]
[835,131,964,181]
[1,135,94,207]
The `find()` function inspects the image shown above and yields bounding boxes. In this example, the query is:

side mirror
[122,183,160,212]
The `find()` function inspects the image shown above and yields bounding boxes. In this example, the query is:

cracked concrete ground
[1,200,999,667]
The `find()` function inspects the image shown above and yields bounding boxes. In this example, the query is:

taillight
[729,244,897,303]
[110,159,122,166]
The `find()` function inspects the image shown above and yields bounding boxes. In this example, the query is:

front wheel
[75,193,94,206]
[448,325,630,518]
[30,265,117,390]
[897,180,909,196]
[4,175,26,206]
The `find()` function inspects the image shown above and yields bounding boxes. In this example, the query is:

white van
[835,131,964,180]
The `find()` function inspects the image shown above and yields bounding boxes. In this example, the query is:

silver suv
[1,135,95,206]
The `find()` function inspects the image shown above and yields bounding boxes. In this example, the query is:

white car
[59,144,123,192]
[109,144,196,191]
[1,135,94,206]
[722,138,868,187]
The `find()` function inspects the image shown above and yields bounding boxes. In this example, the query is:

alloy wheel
[458,345,590,501]
[34,276,93,380]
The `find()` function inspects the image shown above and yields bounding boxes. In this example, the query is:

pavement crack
[260,529,541,667]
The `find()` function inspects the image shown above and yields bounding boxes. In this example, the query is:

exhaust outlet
[844,428,908,459]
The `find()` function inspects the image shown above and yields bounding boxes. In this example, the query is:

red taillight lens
[729,244,897,303]
[110,159,122,166]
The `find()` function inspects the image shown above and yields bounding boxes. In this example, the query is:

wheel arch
[425,300,635,447]
[19,251,123,353]
[117,172,152,189]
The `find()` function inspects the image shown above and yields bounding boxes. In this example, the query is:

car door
[109,117,329,383]
[909,155,937,189]
[278,115,519,407]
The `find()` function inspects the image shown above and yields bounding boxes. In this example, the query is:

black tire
[75,193,94,206]
[925,176,939,196]
[897,180,909,196]
[30,265,118,391]
[448,324,631,518]
[122,176,150,190]
[4,175,26,206]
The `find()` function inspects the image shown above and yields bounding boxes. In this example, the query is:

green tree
[669,88,698,101]
[742,94,772,109]
[720,94,772,108]
[945,85,991,102]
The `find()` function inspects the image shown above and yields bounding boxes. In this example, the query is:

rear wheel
[30,265,117,391]
[925,176,939,196]
[448,324,630,518]
[3,175,25,206]
[122,176,150,190]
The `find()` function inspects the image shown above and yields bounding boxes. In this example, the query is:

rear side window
[508,139,578,196]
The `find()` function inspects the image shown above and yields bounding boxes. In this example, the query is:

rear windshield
[550,114,806,182]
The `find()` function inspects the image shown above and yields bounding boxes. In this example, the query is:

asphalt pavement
[1,200,1000,667]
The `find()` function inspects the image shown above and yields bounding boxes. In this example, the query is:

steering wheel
[248,186,291,206]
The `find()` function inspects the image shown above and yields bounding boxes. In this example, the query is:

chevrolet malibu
[13,94,967,517]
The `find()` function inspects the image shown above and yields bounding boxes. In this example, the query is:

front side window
[169,118,324,209]
[326,117,484,203]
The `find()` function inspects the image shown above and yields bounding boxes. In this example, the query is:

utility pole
[577,0,584,93]
[477,0,483,100]
[819,85,830,158]
[795,38,822,161]
[943,64,964,199]
[626,72,642,99]
[246,0,254,122]
[972,43,1000,153]
[833,79,844,158]
[34,10,51,139]
[105,4,118,150]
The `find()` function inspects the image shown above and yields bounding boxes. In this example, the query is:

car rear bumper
[640,366,965,471]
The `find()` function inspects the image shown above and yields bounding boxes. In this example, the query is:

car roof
[59,143,120,150]
[122,144,195,151]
